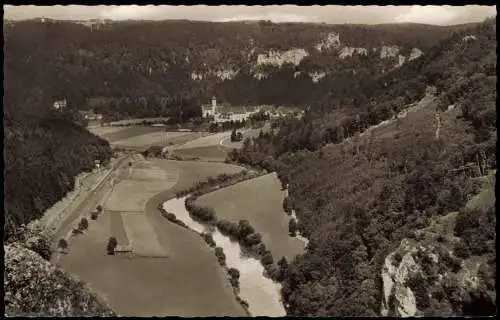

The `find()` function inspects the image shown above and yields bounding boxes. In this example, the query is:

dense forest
[3,16,495,317]
[4,80,112,239]
[3,19,479,121]
[228,17,496,316]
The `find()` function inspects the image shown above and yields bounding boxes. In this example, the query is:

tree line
[3,19,472,122]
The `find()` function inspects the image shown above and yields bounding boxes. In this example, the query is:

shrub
[165,212,177,221]
[256,243,267,256]
[215,247,226,265]
[78,218,89,231]
[230,277,239,289]
[261,250,274,265]
[237,220,255,239]
[407,273,431,310]
[19,222,53,261]
[106,237,118,255]
[267,264,282,281]
[96,205,103,212]
[283,196,292,214]
[228,268,240,279]
[244,232,262,246]
[277,256,289,281]
[392,252,403,266]
[454,241,471,259]
[441,253,462,273]
[237,297,250,310]
[58,239,68,252]
[288,218,298,236]
[202,233,216,247]
[90,211,99,220]
[189,204,216,223]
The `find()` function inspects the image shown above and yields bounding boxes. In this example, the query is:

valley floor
[57,158,247,316]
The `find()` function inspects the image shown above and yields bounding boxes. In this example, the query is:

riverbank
[162,195,285,316]
[159,168,313,316]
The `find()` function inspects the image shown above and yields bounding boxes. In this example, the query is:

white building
[53,99,67,111]
[201,96,267,123]
[202,96,217,118]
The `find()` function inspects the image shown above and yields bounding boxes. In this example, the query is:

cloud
[217,12,319,23]
[395,5,469,25]
[99,5,163,20]
[3,5,496,25]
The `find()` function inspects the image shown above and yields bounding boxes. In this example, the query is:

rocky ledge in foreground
[4,242,116,317]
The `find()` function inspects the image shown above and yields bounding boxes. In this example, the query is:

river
[163,196,286,317]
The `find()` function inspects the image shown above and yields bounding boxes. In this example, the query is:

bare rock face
[191,68,239,81]
[409,48,424,61]
[315,32,341,52]
[380,45,400,59]
[381,238,420,317]
[396,55,406,67]
[394,286,417,317]
[338,47,368,59]
[462,35,477,42]
[4,243,116,317]
[215,69,239,81]
[256,48,309,67]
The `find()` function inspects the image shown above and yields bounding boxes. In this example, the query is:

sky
[3,5,496,26]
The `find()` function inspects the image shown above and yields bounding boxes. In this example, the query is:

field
[121,212,168,257]
[170,127,269,161]
[112,131,203,149]
[58,158,247,316]
[171,145,231,162]
[174,132,231,150]
[195,172,305,261]
[88,126,130,137]
[88,125,209,149]
[89,126,163,142]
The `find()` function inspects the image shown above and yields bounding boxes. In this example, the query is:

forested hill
[4,19,479,121]
[228,17,496,317]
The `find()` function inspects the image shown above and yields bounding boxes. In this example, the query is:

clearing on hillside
[195,172,305,261]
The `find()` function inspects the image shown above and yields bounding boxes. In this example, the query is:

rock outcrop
[4,243,116,317]
[409,48,424,61]
[380,45,400,59]
[256,48,309,67]
[338,46,368,59]
[315,32,341,52]
[381,238,421,317]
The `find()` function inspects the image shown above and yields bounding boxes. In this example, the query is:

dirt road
[51,156,130,248]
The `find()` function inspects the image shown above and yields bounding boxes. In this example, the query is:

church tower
[211,96,217,115]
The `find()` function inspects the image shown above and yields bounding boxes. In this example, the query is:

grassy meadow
[171,145,231,162]
[58,158,247,316]
[195,172,305,261]
[89,125,209,150]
